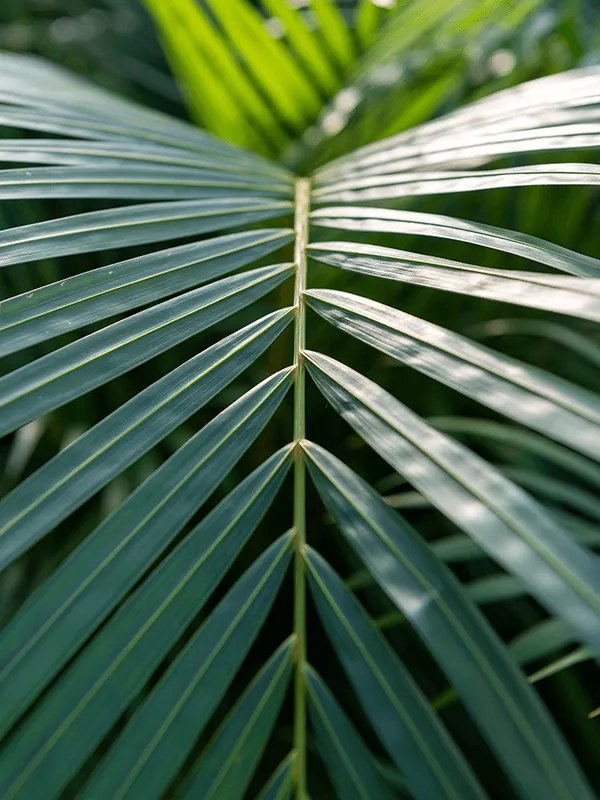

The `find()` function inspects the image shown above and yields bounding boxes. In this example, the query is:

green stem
[292,177,310,799]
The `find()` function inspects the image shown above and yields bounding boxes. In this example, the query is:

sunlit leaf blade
[0,450,291,795]
[0,264,292,439]
[0,371,292,738]
[306,353,600,655]
[201,0,321,128]
[315,164,600,202]
[181,638,293,800]
[305,667,396,800]
[261,0,339,93]
[354,0,387,48]
[0,311,292,572]
[0,165,292,201]
[311,206,600,277]
[80,534,292,800]
[0,197,290,268]
[308,241,600,321]
[318,66,600,177]
[0,53,289,175]
[310,0,355,68]
[256,754,296,800]
[0,230,292,356]
[305,290,600,460]
[142,0,286,152]
[305,548,486,800]
[0,139,290,173]
[303,439,595,800]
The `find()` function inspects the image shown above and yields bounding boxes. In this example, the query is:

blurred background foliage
[1,1,600,795]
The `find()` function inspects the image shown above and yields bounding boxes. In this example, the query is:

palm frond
[1,5,600,797]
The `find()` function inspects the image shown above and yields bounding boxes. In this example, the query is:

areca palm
[0,1,599,798]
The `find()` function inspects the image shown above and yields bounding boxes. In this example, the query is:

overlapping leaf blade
[0,52,289,174]
[0,264,292,439]
[0,453,291,797]
[0,229,292,356]
[305,291,600,460]
[0,371,292,737]
[429,417,600,490]
[81,534,292,800]
[305,352,600,655]
[303,439,594,800]
[305,667,396,800]
[315,163,600,203]
[318,65,600,177]
[306,548,485,800]
[309,241,600,321]
[0,197,291,268]
[311,206,600,278]
[0,311,292,570]
[181,638,293,800]
[0,534,292,800]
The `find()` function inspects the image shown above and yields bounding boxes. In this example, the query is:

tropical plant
[0,1,599,798]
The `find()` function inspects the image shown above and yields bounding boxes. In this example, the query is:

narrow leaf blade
[306,548,485,800]
[303,439,594,800]
[181,639,293,800]
[0,371,292,738]
[306,668,396,800]
[81,534,292,800]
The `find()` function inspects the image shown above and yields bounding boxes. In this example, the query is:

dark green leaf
[181,638,293,800]
[81,534,292,800]
[0,371,292,737]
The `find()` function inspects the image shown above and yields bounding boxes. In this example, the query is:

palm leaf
[1,4,600,797]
